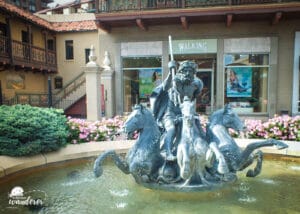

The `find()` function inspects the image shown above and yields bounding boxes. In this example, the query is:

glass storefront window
[123,57,162,112]
[224,53,269,114]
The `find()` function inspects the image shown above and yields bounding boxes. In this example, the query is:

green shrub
[0,105,69,156]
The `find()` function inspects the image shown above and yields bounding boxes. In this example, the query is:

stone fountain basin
[0,139,299,180]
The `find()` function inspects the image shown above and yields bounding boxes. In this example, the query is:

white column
[101,51,115,118]
[292,32,300,115]
[85,45,102,121]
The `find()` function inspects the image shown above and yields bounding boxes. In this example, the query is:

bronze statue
[93,37,288,192]
[160,60,203,161]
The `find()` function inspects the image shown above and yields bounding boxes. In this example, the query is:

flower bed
[67,114,300,143]
[244,115,300,141]
[67,116,125,143]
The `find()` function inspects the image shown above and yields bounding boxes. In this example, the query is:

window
[29,0,36,12]
[0,23,7,36]
[54,77,63,89]
[224,53,269,113]
[21,31,29,43]
[21,30,31,60]
[47,39,54,51]
[0,24,7,54]
[65,40,74,60]
[12,0,21,6]
[122,57,162,112]
[85,48,90,64]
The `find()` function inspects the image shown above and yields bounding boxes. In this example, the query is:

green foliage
[0,105,69,156]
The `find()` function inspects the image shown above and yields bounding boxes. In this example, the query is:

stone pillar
[101,51,115,118]
[216,38,225,110]
[85,45,102,121]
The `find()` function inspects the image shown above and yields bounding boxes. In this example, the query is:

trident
[168,35,181,105]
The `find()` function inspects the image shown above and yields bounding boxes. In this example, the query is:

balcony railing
[0,35,57,71]
[98,0,293,12]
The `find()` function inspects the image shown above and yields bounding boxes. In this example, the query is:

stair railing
[53,72,86,106]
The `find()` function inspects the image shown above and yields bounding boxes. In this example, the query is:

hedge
[0,105,69,156]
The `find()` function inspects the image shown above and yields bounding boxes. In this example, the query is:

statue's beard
[181,76,192,84]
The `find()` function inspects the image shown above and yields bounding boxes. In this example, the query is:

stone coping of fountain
[0,139,299,179]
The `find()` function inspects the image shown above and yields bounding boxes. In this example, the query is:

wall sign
[172,39,217,54]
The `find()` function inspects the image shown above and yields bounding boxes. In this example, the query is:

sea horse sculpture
[94,105,164,184]
[177,97,221,186]
[206,104,288,177]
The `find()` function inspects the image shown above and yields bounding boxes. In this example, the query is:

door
[196,69,214,114]
[173,54,216,114]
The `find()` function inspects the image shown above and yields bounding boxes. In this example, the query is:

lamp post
[48,76,52,107]
[0,80,3,105]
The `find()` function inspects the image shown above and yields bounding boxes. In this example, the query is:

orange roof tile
[52,20,97,32]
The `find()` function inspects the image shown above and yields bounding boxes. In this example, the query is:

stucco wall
[98,19,300,116]
[10,19,27,41]
[31,26,45,48]
[55,31,98,86]
[0,70,47,99]
[8,18,45,48]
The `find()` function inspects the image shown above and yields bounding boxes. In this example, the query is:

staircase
[53,72,86,110]
[2,72,86,109]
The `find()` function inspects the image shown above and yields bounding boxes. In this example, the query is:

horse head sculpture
[222,104,246,132]
[176,97,216,186]
[124,105,151,137]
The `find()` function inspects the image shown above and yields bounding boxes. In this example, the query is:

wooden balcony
[0,35,57,73]
[95,0,300,32]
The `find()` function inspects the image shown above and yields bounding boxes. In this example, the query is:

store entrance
[174,54,216,114]
[196,69,214,114]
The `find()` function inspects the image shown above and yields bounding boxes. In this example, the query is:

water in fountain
[0,159,299,213]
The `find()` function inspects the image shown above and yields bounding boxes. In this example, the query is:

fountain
[93,37,288,192]
[0,38,298,213]
[1,159,300,213]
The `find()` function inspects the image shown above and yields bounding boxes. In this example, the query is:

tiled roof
[52,20,97,32]
[0,1,97,32]
[0,0,55,31]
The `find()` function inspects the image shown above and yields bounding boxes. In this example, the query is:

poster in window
[226,67,252,97]
[139,68,162,99]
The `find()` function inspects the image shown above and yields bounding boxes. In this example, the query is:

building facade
[95,0,300,118]
[0,1,57,106]
[0,2,98,118]
[1,0,300,120]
